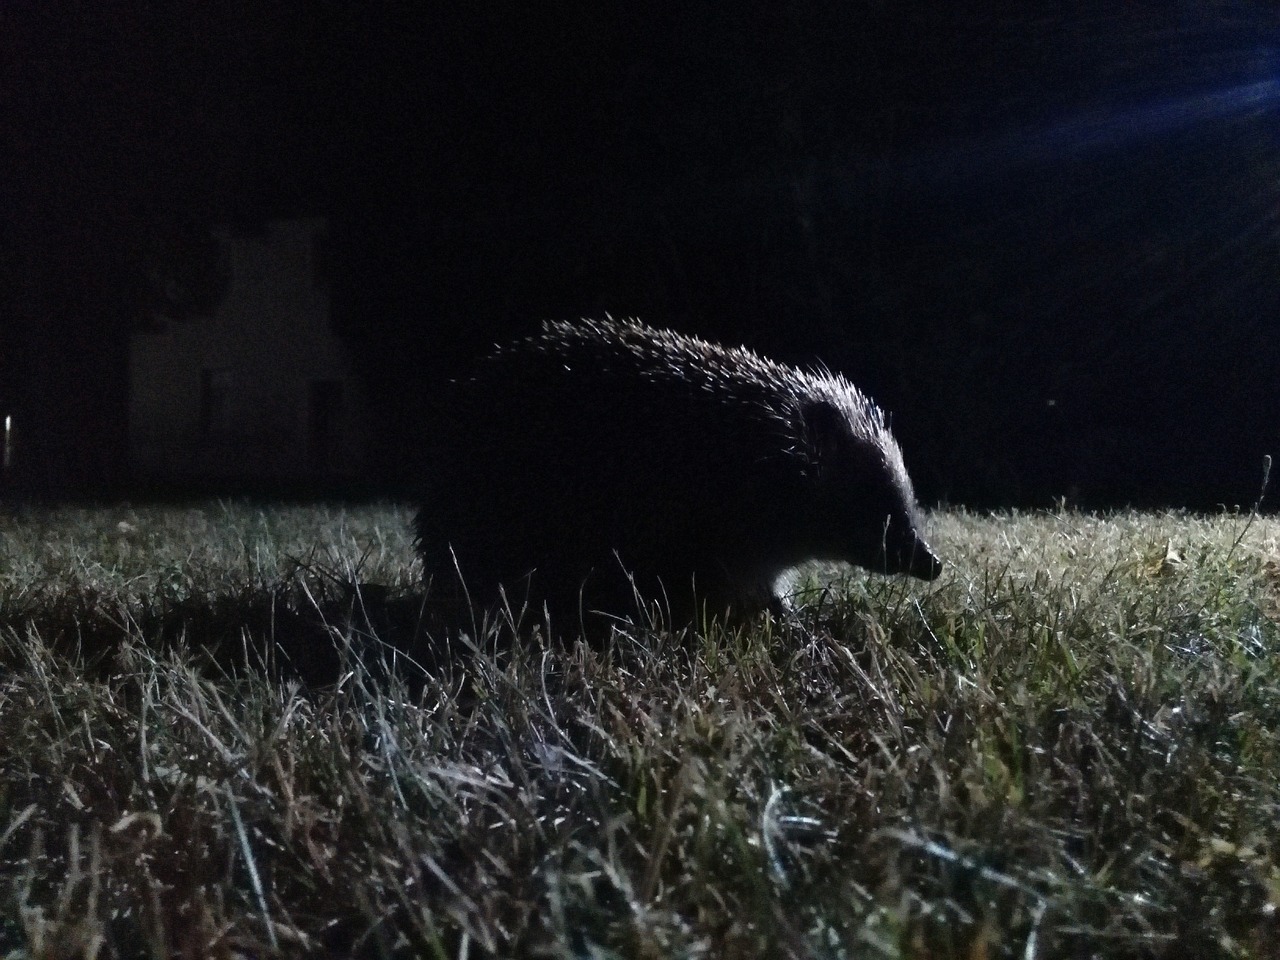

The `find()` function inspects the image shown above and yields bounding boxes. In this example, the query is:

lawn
[1,503,1278,958]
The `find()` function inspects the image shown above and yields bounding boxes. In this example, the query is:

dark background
[3,0,1279,509]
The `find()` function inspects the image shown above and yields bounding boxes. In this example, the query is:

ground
[1,503,1278,958]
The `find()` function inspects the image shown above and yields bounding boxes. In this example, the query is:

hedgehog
[415,318,940,632]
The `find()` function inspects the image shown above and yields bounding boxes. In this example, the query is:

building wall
[129,218,364,483]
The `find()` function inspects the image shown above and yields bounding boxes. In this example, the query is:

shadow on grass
[0,578,499,695]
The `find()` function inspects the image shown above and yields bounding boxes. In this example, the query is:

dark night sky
[3,0,1279,507]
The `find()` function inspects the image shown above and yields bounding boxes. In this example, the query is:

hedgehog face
[821,467,940,580]
[870,502,943,580]
[802,401,942,581]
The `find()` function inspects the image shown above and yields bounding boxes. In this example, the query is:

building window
[199,368,232,435]
[312,228,332,291]
[307,379,343,472]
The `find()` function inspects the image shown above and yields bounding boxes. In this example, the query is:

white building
[129,218,364,484]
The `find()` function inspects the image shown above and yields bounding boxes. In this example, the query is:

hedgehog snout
[880,516,943,581]
[904,538,943,580]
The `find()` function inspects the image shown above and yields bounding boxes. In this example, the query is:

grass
[1,502,1279,958]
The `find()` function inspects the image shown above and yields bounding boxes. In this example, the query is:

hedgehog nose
[908,544,943,581]
[884,524,942,580]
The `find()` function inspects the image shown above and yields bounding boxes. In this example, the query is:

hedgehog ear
[800,399,846,473]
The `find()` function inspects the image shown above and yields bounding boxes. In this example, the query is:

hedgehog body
[415,319,940,630]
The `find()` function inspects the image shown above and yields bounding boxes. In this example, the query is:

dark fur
[415,319,940,630]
